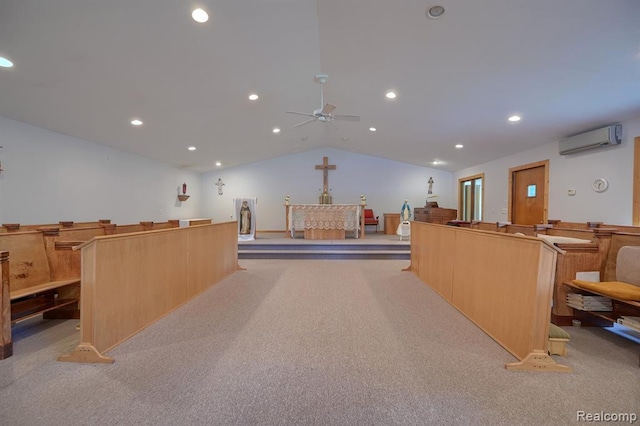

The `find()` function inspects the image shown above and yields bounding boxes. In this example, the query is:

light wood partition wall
[59,222,238,363]
[410,222,570,372]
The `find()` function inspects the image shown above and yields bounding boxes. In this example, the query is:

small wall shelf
[177,195,190,202]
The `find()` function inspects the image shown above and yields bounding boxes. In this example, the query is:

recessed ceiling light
[0,57,14,68]
[426,5,445,19]
[455,144,464,149]
[188,146,197,151]
[131,119,143,126]
[192,8,209,23]
[385,91,397,99]
[342,137,349,141]
[508,115,521,122]
[248,93,259,101]
[301,136,308,141]
[215,161,222,167]
[432,160,441,165]
[369,127,377,132]
[273,128,281,134]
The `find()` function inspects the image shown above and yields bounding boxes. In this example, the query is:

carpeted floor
[0,259,638,425]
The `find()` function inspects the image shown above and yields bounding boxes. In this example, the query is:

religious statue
[182,183,187,195]
[284,194,290,206]
[428,177,434,195]
[401,200,411,222]
[360,194,366,205]
[239,200,252,234]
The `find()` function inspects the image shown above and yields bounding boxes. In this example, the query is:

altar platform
[238,232,410,260]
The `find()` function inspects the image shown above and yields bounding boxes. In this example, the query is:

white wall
[12,109,631,229]
[454,115,640,225]
[201,148,453,231]
[0,116,202,225]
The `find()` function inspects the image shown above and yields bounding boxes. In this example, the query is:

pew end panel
[549,242,601,325]
[1,251,10,359]
[410,222,570,372]
[59,222,239,363]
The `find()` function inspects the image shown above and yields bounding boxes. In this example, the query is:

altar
[286,204,366,239]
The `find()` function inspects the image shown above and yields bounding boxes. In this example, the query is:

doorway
[458,173,484,221]
[509,160,549,225]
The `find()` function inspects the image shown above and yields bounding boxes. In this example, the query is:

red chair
[364,209,379,233]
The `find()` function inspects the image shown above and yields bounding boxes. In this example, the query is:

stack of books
[617,316,640,332]
[566,293,612,311]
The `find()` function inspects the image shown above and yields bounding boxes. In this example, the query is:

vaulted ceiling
[0,0,639,172]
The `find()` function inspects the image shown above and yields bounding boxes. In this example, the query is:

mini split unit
[558,124,622,155]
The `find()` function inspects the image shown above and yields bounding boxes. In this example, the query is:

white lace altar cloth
[289,204,361,236]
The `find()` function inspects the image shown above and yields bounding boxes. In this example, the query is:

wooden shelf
[11,296,78,324]
[564,281,640,328]
[564,281,640,308]
[177,194,190,202]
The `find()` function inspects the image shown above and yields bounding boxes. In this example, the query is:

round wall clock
[592,178,608,193]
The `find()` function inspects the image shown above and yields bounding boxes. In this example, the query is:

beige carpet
[0,259,638,425]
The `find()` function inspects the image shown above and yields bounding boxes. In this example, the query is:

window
[458,173,484,221]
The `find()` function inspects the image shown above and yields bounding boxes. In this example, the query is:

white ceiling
[0,0,639,172]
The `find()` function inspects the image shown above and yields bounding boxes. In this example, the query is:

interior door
[510,161,548,225]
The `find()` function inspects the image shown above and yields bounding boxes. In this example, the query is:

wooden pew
[548,220,640,235]
[550,231,640,326]
[0,218,200,358]
[470,221,551,236]
[409,222,569,372]
[151,221,179,230]
[467,221,639,327]
[1,220,112,233]
[0,231,81,335]
[112,220,181,234]
[59,222,238,363]
[563,240,640,338]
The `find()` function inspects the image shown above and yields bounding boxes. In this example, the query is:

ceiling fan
[286,74,360,128]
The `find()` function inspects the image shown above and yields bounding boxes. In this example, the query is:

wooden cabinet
[383,213,400,235]
[414,202,457,224]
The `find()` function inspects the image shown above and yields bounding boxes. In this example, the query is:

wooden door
[509,160,548,225]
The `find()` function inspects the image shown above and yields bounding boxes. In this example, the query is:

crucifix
[315,156,336,204]
[215,178,225,195]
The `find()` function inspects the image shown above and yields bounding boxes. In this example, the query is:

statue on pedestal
[239,201,252,234]
[401,200,411,222]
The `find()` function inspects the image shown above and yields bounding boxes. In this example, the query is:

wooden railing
[409,221,569,372]
[58,222,238,363]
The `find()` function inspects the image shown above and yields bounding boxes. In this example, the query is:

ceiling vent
[558,124,622,155]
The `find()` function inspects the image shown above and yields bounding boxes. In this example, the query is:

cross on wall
[315,156,336,194]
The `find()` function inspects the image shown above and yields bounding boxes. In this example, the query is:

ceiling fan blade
[286,111,317,118]
[321,103,336,114]
[333,114,360,122]
[293,118,318,128]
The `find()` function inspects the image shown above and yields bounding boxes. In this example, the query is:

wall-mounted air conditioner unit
[558,124,622,155]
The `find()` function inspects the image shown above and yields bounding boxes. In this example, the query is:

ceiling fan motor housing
[315,73,329,84]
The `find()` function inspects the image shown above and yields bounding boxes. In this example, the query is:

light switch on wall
[567,189,576,196]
